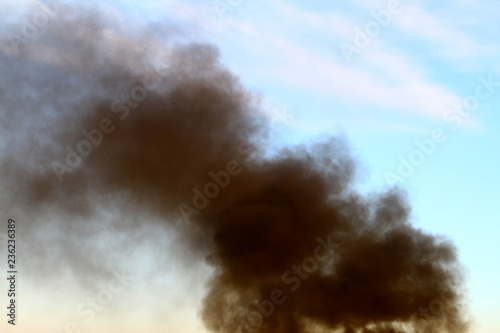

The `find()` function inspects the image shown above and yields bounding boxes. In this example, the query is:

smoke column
[0,5,469,333]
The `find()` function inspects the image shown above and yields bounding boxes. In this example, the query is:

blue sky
[1,0,499,332]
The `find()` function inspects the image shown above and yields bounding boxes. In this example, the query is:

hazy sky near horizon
[1,1,499,333]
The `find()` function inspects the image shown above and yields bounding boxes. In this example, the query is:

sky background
[1,0,499,332]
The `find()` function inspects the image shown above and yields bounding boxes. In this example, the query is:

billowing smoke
[0,5,469,333]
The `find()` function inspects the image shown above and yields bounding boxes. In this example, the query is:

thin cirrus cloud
[393,4,490,60]
[96,0,486,126]
[180,0,472,124]
[256,34,461,120]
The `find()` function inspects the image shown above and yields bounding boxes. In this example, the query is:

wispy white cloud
[263,35,462,118]
[172,1,471,123]
[12,0,481,130]
[394,4,488,59]
[271,0,354,40]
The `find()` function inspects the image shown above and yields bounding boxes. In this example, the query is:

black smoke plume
[0,5,469,333]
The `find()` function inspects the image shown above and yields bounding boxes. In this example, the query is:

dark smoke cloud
[0,5,469,333]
